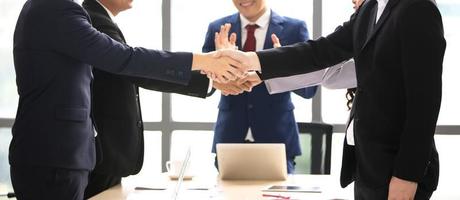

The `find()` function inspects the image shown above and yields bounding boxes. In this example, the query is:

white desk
[90,173,353,200]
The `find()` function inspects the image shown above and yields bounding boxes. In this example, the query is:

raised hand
[215,23,237,50]
[201,24,239,81]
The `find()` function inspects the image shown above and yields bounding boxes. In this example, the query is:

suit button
[137,121,143,128]
[248,104,253,109]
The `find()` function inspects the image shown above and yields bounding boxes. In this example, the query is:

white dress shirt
[239,8,271,142]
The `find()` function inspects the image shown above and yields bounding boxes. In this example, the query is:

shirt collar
[95,0,116,20]
[376,0,389,7]
[239,8,271,30]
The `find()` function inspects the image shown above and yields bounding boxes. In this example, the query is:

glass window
[436,0,460,125]
[0,0,26,118]
[116,0,163,122]
[0,128,12,194]
[321,0,356,124]
[135,131,162,177]
[171,0,314,122]
[170,131,216,175]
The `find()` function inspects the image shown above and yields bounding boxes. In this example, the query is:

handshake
[192,23,282,96]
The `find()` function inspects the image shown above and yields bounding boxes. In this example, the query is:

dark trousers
[84,172,121,199]
[10,165,89,200]
[354,181,433,200]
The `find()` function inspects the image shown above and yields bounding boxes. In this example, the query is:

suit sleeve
[393,1,445,182]
[291,21,318,99]
[52,3,192,85]
[126,72,209,98]
[256,14,356,80]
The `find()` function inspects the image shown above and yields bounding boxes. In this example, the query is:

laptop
[171,147,192,200]
[216,143,288,180]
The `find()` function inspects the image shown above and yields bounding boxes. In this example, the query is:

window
[116,0,163,122]
[436,0,460,125]
[0,128,12,193]
[0,0,25,118]
[321,0,356,124]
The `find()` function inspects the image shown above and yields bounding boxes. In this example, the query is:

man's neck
[246,7,267,22]
[97,0,119,16]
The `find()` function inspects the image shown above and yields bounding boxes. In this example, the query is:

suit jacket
[257,0,445,190]
[11,0,195,171]
[82,0,209,177]
[202,11,317,159]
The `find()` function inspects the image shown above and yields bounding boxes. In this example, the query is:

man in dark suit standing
[217,0,446,199]
[81,0,213,198]
[10,0,245,199]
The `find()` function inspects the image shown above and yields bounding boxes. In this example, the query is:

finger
[230,33,237,47]
[242,81,253,92]
[214,32,221,49]
[237,77,247,85]
[226,84,242,94]
[224,23,231,38]
[221,70,237,82]
[272,33,281,48]
[226,58,246,77]
[238,81,251,91]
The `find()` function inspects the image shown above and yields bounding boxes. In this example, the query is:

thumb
[272,33,281,48]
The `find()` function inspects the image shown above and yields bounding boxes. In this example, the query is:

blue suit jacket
[11,0,193,170]
[203,11,317,159]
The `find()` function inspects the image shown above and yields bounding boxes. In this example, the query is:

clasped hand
[201,23,281,95]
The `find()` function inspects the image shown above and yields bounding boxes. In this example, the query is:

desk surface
[90,173,353,200]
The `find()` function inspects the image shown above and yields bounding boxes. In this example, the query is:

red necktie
[243,24,259,52]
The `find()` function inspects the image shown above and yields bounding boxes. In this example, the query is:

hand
[388,176,418,200]
[215,23,237,50]
[213,80,252,96]
[237,71,262,89]
[192,52,247,83]
[271,33,281,48]
[214,49,261,71]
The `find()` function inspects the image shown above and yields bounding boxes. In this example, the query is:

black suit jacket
[257,0,445,190]
[11,0,194,171]
[82,0,209,177]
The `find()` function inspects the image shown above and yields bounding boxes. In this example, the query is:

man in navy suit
[10,0,245,199]
[202,0,317,173]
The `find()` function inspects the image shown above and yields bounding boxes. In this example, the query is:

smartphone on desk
[262,185,322,193]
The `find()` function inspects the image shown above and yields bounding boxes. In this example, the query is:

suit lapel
[360,0,400,52]
[228,14,243,50]
[264,11,283,50]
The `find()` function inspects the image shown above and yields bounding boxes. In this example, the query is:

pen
[0,192,16,198]
[134,187,166,190]
[262,193,291,199]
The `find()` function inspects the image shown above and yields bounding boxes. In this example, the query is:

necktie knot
[245,24,259,33]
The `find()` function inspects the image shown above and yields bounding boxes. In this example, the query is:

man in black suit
[10,0,246,199]
[217,0,446,199]
[81,0,215,198]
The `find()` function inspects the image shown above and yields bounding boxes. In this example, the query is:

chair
[295,122,333,174]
